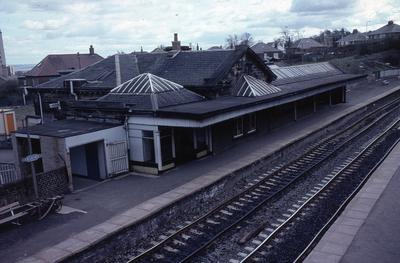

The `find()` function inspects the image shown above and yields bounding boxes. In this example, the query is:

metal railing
[0,162,19,186]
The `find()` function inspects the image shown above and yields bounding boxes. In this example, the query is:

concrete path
[305,142,400,263]
[2,79,400,263]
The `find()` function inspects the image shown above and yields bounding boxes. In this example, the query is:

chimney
[89,45,94,55]
[388,20,394,25]
[115,54,121,86]
[172,33,181,50]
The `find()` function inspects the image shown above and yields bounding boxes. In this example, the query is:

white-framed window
[248,113,257,133]
[233,117,244,138]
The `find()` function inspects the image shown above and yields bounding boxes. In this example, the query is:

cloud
[0,0,399,64]
[290,0,354,13]
[22,18,69,31]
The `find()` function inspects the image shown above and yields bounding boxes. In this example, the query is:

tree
[240,32,254,46]
[225,34,239,49]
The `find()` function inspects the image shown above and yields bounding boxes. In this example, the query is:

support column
[193,129,197,150]
[342,86,347,103]
[313,96,317,113]
[171,128,176,158]
[294,102,298,121]
[208,126,213,152]
[154,130,162,171]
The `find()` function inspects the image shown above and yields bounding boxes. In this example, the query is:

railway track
[238,119,400,263]
[126,99,400,263]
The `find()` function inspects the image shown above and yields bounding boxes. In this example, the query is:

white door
[107,141,129,176]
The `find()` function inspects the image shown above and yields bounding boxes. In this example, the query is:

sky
[0,0,399,64]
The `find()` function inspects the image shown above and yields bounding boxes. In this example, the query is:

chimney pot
[174,33,178,41]
[89,45,94,55]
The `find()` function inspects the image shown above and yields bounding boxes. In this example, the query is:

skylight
[236,75,281,97]
[110,73,183,94]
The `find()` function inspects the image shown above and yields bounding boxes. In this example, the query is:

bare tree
[225,34,239,49]
[240,32,254,46]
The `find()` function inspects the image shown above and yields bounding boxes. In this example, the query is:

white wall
[65,125,126,177]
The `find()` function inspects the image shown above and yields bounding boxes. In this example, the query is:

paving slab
[305,142,400,263]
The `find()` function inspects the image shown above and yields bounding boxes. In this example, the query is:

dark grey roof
[98,73,205,110]
[291,38,325,49]
[251,42,282,54]
[336,32,368,43]
[369,21,400,35]
[157,73,364,119]
[32,46,276,91]
[16,120,120,138]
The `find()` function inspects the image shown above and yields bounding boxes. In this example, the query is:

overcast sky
[0,0,399,64]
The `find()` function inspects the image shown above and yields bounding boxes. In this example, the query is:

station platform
[5,79,400,263]
[305,141,400,263]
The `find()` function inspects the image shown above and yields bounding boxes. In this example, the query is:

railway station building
[13,46,364,190]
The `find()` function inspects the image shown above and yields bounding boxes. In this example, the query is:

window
[247,113,257,133]
[233,117,244,138]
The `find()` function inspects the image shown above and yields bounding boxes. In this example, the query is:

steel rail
[240,119,400,262]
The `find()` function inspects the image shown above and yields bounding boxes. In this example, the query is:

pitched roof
[251,42,281,54]
[337,32,368,43]
[291,38,325,49]
[25,53,103,77]
[271,62,342,85]
[369,21,400,35]
[98,73,204,110]
[110,73,183,94]
[34,46,276,90]
[234,74,281,97]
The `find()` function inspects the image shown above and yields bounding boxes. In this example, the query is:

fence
[379,69,400,78]
[0,163,19,186]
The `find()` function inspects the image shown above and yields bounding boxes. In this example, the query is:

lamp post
[24,117,39,199]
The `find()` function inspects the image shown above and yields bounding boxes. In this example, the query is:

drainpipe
[37,92,44,124]
[69,80,78,101]
[22,87,28,105]
[124,116,130,159]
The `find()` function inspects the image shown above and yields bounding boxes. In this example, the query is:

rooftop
[369,20,400,35]
[251,42,282,54]
[32,46,276,91]
[26,52,103,77]
[235,74,281,97]
[290,38,325,50]
[99,73,205,110]
[16,119,120,138]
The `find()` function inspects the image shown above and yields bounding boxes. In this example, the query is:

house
[286,38,326,56]
[368,20,400,41]
[251,42,283,62]
[337,30,368,46]
[19,45,103,87]
[12,58,364,192]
